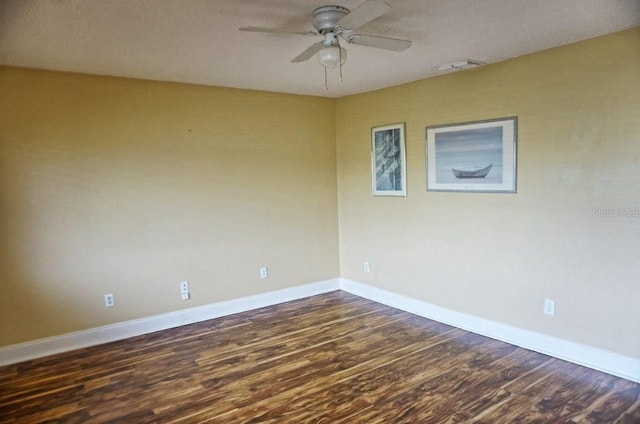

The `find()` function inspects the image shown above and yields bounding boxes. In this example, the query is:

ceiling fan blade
[345,34,411,52]
[239,26,317,36]
[291,41,325,63]
[336,0,391,31]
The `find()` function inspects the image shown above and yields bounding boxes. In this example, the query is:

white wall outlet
[104,293,114,308]
[260,267,268,279]
[544,299,556,316]
[364,261,371,273]
[180,281,190,300]
[180,281,189,294]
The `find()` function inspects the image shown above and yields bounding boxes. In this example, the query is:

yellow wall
[0,68,339,346]
[336,28,640,359]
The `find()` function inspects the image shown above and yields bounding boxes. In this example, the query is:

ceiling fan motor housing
[313,5,349,34]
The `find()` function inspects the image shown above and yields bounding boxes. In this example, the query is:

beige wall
[0,67,339,346]
[336,28,640,359]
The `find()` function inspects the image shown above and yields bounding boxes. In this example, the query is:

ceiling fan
[239,0,412,89]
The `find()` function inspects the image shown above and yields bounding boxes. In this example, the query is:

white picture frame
[426,117,517,193]
[371,123,407,197]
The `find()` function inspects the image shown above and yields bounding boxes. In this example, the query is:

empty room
[1,0,639,422]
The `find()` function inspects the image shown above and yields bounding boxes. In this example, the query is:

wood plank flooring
[0,291,638,423]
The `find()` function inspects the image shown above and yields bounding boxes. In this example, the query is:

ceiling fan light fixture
[317,45,347,68]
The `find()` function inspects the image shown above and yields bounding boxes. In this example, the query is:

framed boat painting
[426,117,517,193]
[371,123,407,196]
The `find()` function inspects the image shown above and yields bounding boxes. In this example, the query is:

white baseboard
[340,278,640,383]
[2,277,638,383]
[0,278,340,367]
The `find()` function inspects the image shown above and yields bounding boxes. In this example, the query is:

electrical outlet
[364,261,371,273]
[260,267,268,279]
[104,293,114,308]
[180,281,190,300]
[544,299,556,316]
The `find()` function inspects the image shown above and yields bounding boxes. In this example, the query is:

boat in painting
[451,163,493,179]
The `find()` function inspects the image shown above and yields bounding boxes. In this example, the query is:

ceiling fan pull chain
[339,48,344,82]
[324,66,329,91]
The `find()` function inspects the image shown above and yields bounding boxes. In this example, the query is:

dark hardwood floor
[0,291,638,423]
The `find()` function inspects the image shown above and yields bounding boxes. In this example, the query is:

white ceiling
[1,0,639,98]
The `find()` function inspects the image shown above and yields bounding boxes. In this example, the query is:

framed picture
[371,123,407,196]
[426,117,517,193]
